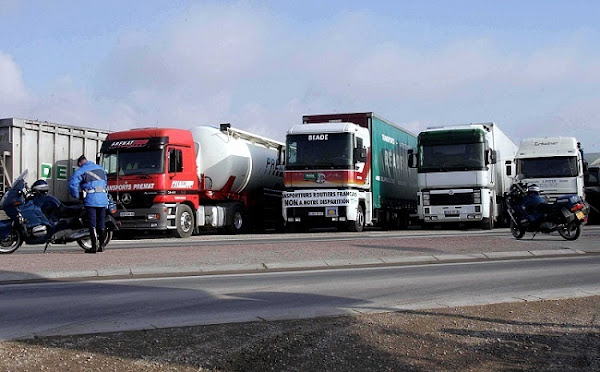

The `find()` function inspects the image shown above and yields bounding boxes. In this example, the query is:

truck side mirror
[486,150,497,165]
[354,147,367,162]
[277,145,285,166]
[407,149,417,168]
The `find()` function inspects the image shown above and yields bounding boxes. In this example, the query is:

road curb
[0,248,594,284]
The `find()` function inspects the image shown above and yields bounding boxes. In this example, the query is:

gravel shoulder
[2,295,599,371]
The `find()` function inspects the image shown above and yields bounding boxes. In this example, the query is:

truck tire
[481,200,495,230]
[224,205,246,234]
[347,205,365,232]
[481,217,494,230]
[174,204,194,238]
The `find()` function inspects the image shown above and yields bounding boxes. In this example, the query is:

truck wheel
[481,202,495,230]
[347,205,365,232]
[175,204,194,238]
[224,205,246,234]
[481,217,494,230]
[398,213,409,230]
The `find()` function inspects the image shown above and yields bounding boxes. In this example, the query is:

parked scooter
[506,181,589,240]
[0,170,119,254]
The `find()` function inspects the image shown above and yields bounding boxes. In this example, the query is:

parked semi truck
[283,112,418,232]
[409,123,517,229]
[513,137,585,201]
[584,158,600,224]
[0,118,109,201]
[99,124,285,237]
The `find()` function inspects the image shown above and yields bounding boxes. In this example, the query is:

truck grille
[109,192,158,209]
[288,207,348,218]
[430,193,475,206]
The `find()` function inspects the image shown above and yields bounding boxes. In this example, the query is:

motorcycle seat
[58,204,85,218]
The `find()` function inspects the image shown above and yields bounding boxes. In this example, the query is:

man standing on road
[69,155,108,254]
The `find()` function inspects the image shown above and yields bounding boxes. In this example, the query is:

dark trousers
[86,206,106,230]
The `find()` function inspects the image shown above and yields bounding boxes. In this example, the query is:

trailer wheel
[347,205,365,232]
[224,205,246,234]
[174,204,194,238]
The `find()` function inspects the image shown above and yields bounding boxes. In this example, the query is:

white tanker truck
[100,124,285,237]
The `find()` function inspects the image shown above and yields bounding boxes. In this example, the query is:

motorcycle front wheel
[510,220,526,239]
[0,229,24,254]
[77,231,113,250]
[558,222,581,241]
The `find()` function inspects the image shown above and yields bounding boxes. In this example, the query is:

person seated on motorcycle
[522,184,546,223]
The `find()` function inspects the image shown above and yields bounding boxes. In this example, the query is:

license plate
[444,211,459,216]
[308,211,324,216]
[120,211,135,217]
[576,210,585,220]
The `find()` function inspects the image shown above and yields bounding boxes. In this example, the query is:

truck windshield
[517,156,578,178]
[102,150,164,176]
[286,133,353,170]
[419,143,485,172]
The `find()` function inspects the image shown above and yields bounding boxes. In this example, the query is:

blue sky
[1,0,599,152]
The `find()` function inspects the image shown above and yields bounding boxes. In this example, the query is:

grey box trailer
[0,118,110,202]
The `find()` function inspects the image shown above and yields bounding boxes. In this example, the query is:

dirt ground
[1,296,599,372]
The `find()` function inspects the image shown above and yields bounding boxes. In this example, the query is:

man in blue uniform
[69,155,108,253]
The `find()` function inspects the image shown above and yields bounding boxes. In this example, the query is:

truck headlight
[473,190,481,204]
[423,192,430,206]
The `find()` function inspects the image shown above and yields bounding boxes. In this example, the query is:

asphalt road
[1,255,599,340]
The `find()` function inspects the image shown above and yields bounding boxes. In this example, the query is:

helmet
[527,184,540,194]
[31,179,49,195]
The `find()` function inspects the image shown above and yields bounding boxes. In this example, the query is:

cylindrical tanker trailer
[100,124,285,237]
[191,125,283,194]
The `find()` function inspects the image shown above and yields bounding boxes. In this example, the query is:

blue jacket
[69,160,108,207]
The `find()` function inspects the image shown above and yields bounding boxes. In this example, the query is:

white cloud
[0,51,28,106]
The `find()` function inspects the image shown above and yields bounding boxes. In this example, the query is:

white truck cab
[513,137,585,201]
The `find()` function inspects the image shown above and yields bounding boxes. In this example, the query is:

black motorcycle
[506,182,589,241]
[0,170,119,254]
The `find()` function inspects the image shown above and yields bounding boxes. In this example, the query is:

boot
[97,228,106,253]
[85,228,97,254]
